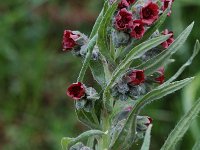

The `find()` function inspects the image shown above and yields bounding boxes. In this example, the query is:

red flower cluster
[127,70,145,85]
[62,30,80,51]
[67,82,85,100]
[115,1,161,40]
[161,29,175,48]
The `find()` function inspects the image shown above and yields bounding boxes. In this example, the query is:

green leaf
[103,35,170,107]
[137,22,194,76]
[121,8,170,58]
[97,0,119,63]
[61,130,105,150]
[109,78,193,150]
[76,109,100,129]
[160,97,200,150]
[89,1,109,39]
[162,40,200,86]
[192,137,200,150]
[141,124,153,150]
[77,35,97,82]
[90,59,107,88]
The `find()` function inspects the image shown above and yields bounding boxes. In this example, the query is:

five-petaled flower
[155,67,165,84]
[161,29,175,48]
[62,30,80,51]
[162,0,174,16]
[67,82,85,100]
[127,70,145,85]
[140,2,159,25]
[115,8,133,30]
[130,20,146,39]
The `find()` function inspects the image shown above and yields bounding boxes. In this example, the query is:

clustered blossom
[112,0,175,49]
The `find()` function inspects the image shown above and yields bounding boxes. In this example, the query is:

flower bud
[161,29,174,48]
[112,29,130,48]
[155,67,165,84]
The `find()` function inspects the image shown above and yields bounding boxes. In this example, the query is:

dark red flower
[130,20,146,39]
[155,67,165,84]
[161,29,174,48]
[62,30,80,51]
[118,0,135,9]
[162,0,174,16]
[115,8,133,30]
[118,0,129,9]
[67,82,85,100]
[140,2,159,25]
[127,70,145,85]
[127,0,135,5]
[145,117,153,127]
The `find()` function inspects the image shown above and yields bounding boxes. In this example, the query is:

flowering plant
[61,0,200,150]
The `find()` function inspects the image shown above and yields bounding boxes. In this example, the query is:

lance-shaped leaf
[121,8,170,58]
[89,1,109,39]
[97,0,119,63]
[109,78,193,150]
[160,97,200,150]
[61,130,105,150]
[76,109,100,129]
[137,22,194,76]
[162,40,200,86]
[192,137,200,150]
[141,124,153,150]
[90,59,107,88]
[103,35,170,106]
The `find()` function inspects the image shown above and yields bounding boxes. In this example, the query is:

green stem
[77,35,97,82]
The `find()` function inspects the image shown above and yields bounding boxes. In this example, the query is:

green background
[0,0,200,149]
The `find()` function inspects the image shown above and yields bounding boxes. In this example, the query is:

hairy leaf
[162,40,200,86]
[141,124,153,150]
[97,0,119,63]
[160,97,200,150]
[61,130,105,149]
[137,22,194,76]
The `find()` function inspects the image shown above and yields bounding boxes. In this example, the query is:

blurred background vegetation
[0,0,199,149]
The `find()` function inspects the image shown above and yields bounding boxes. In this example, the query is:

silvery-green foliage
[61,0,200,150]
